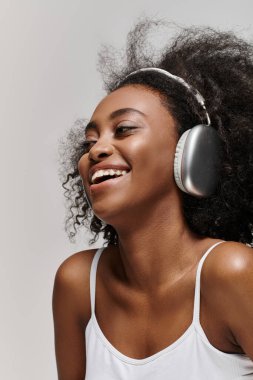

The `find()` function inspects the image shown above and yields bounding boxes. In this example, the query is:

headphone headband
[124,67,211,126]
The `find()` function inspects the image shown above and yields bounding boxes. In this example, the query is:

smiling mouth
[91,169,129,185]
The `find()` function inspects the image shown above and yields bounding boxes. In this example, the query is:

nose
[88,137,114,162]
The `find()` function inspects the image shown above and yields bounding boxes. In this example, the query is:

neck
[111,196,206,294]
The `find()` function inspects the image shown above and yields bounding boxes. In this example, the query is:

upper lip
[89,163,130,184]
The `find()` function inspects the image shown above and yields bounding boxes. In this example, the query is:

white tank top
[85,241,253,379]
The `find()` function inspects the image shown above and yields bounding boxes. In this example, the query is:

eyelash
[82,126,137,153]
[81,140,96,153]
[115,125,137,135]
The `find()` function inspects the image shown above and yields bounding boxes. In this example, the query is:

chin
[91,199,131,227]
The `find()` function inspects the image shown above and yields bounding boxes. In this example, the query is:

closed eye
[81,140,97,153]
[115,126,138,136]
[80,126,137,154]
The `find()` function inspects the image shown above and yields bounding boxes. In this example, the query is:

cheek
[127,133,176,180]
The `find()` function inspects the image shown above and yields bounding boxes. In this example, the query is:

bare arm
[52,250,95,380]
[204,242,253,359]
[223,246,253,359]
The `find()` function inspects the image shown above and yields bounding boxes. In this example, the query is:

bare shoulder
[201,241,253,330]
[55,248,97,283]
[202,240,253,287]
[53,249,102,378]
[201,240,253,357]
[53,248,98,326]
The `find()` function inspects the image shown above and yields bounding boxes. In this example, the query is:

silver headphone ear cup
[174,130,191,193]
[174,125,221,197]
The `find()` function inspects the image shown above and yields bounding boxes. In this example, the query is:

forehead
[90,85,172,121]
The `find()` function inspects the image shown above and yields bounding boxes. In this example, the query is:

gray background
[1,0,252,379]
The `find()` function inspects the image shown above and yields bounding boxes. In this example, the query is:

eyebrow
[85,107,146,134]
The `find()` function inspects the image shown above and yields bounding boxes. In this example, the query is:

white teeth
[91,169,128,184]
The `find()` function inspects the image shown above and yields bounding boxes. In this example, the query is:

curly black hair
[59,18,253,246]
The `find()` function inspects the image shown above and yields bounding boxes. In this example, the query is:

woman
[53,20,253,379]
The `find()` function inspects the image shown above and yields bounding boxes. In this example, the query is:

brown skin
[53,85,253,380]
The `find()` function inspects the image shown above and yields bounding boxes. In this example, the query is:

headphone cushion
[174,130,190,193]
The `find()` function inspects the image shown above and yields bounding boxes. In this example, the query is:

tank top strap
[90,248,104,315]
[192,241,226,324]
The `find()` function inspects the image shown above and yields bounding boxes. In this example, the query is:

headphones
[124,68,222,198]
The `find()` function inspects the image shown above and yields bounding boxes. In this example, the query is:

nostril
[98,152,110,158]
[88,142,114,162]
[89,150,110,162]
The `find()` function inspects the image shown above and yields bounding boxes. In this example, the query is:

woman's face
[78,85,180,224]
